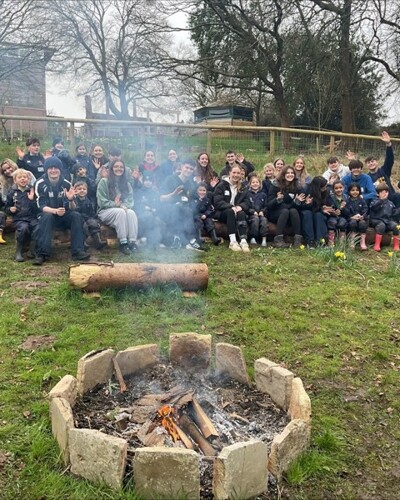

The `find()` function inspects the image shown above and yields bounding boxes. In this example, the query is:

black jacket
[5,187,38,221]
[17,153,45,178]
[213,179,250,216]
[248,189,267,215]
[369,198,400,224]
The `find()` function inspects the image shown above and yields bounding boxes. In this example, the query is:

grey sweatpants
[98,208,138,241]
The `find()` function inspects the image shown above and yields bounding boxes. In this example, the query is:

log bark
[190,397,219,439]
[178,414,217,456]
[69,263,209,292]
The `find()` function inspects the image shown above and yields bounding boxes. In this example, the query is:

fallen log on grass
[69,262,209,292]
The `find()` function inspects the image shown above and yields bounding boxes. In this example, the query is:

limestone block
[48,375,78,407]
[169,333,211,371]
[213,440,268,500]
[134,447,200,499]
[69,428,127,489]
[268,419,311,480]
[254,358,293,410]
[50,397,74,465]
[288,377,312,422]
[76,349,115,394]
[114,344,159,377]
[215,343,250,385]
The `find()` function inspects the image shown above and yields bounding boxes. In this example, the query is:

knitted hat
[52,136,64,147]
[44,156,63,172]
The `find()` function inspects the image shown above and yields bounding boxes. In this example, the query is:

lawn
[0,240,399,500]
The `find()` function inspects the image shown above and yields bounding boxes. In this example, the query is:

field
[0,239,399,499]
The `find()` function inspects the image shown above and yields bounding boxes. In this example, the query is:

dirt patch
[11,281,49,290]
[14,296,46,306]
[20,335,56,351]
[0,450,9,470]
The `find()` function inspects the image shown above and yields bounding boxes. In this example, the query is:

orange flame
[157,405,180,441]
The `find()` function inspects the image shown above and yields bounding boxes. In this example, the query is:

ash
[73,362,289,499]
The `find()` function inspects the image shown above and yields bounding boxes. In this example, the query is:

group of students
[0,131,398,264]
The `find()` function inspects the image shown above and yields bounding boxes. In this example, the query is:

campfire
[49,336,312,499]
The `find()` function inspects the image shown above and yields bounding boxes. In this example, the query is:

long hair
[293,156,309,187]
[196,152,216,184]
[107,159,130,200]
[308,176,328,210]
[0,159,18,201]
[276,165,297,193]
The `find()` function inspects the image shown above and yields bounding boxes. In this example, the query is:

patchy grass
[0,240,400,499]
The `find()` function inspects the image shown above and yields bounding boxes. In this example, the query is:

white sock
[229,234,237,243]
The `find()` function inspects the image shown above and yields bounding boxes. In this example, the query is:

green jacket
[96,177,134,211]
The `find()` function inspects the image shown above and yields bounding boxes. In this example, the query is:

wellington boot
[393,235,399,252]
[209,229,221,246]
[349,232,356,250]
[373,234,382,252]
[293,234,303,248]
[26,240,36,259]
[360,233,368,251]
[92,232,107,250]
[0,229,6,244]
[15,242,25,262]
[273,235,289,248]
[328,230,335,247]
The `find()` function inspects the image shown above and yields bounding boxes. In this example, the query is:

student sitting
[191,182,221,246]
[5,169,39,261]
[369,183,400,252]
[73,181,107,250]
[326,180,348,246]
[342,160,377,204]
[33,157,90,265]
[247,175,268,247]
[345,182,369,250]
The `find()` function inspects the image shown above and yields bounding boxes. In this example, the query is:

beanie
[44,156,63,172]
[52,136,64,147]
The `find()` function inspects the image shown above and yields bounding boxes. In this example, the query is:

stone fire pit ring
[49,333,311,499]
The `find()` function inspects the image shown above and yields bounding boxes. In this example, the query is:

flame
[157,404,180,441]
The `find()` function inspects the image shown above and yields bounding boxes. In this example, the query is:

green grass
[1,240,400,499]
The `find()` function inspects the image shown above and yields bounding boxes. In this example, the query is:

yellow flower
[397,225,400,230]
[320,238,326,244]
[334,251,342,258]
[388,251,394,257]
[299,245,305,250]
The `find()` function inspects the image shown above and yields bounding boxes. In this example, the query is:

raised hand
[381,131,391,144]
[64,187,75,201]
[27,187,35,201]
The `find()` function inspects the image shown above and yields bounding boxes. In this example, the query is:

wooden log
[69,263,209,292]
[178,414,217,457]
[190,397,219,439]
[112,358,127,393]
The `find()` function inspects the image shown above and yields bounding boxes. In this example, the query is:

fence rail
[0,114,398,169]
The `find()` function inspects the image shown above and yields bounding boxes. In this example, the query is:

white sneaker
[261,240,267,247]
[250,238,257,245]
[229,241,242,252]
[240,240,250,253]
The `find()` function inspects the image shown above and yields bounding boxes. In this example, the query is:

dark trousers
[370,219,399,235]
[269,208,301,236]
[159,203,196,244]
[217,208,247,239]
[36,211,86,257]
[0,211,5,229]
[248,214,268,239]
[347,219,368,233]
[302,211,327,243]
[14,219,38,244]
[327,216,347,232]
[83,217,101,237]
[138,211,166,247]
[194,215,215,234]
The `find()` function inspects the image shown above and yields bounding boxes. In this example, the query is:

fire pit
[49,334,311,499]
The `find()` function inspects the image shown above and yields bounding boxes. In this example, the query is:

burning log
[177,413,217,457]
[69,263,209,292]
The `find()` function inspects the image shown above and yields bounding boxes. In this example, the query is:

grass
[1,239,400,499]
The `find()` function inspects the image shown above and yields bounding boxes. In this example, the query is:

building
[0,43,53,139]
[194,103,255,126]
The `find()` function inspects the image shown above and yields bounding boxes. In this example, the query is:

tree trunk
[69,263,209,292]
[339,0,355,134]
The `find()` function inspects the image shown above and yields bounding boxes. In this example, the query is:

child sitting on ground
[248,175,268,246]
[73,180,107,250]
[191,182,221,246]
[345,182,368,250]
[369,183,400,252]
[5,169,39,261]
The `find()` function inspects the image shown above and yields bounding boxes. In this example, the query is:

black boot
[26,240,36,259]
[92,232,107,250]
[15,242,25,262]
[209,229,222,246]
[273,235,289,248]
[293,234,303,248]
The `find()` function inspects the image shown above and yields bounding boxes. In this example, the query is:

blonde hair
[12,168,31,180]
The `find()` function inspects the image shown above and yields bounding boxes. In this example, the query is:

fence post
[269,130,275,156]
[329,136,335,153]
[68,121,75,152]
[207,128,212,155]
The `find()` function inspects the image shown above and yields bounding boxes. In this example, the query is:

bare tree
[40,0,174,119]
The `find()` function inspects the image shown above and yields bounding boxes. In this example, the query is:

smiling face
[1,161,16,177]
[284,167,296,182]
[198,153,209,168]
[47,166,61,182]
[74,183,88,198]
[197,185,207,198]
[349,186,360,198]
[168,150,177,162]
[112,161,125,176]
[294,158,305,172]
[333,183,344,197]
[226,152,236,165]
[144,151,155,164]
[366,158,378,172]
[77,145,87,156]
[229,165,242,184]
[250,177,261,191]
[328,160,339,172]
[264,166,274,179]
[92,145,104,158]
[274,159,285,172]
[180,163,194,180]
[28,142,40,155]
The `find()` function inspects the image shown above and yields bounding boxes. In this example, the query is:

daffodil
[388,251,394,257]
[300,245,305,250]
